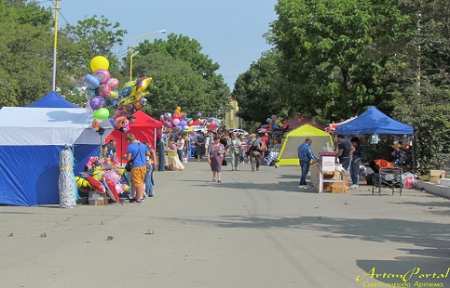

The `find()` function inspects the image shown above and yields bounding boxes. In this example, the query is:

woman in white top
[229,133,242,171]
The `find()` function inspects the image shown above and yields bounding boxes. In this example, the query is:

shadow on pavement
[194,181,317,193]
[395,201,450,216]
[177,215,450,262]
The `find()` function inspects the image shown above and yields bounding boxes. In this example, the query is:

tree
[232,50,287,123]
[133,51,212,116]
[58,15,127,103]
[132,34,230,116]
[0,0,53,106]
[388,0,450,171]
[269,0,411,120]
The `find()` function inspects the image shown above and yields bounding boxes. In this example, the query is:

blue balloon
[119,87,132,97]
[86,88,96,98]
[84,74,100,89]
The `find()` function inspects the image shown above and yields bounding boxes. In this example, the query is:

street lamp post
[126,29,167,81]
[52,0,61,91]
[129,50,139,81]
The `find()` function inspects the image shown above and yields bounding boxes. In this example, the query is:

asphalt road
[0,162,449,288]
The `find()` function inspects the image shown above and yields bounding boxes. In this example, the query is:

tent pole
[412,132,417,173]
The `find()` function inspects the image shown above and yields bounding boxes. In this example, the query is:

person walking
[248,134,262,171]
[350,137,362,189]
[157,136,165,171]
[298,138,317,186]
[208,136,225,183]
[336,135,352,171]
[127,134,150,203]
[176,134,186,163]
[144,142,158,197]
[230,133,241,171]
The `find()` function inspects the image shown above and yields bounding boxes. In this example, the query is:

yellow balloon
[124,80,136,88]
[90,56,109,72]
[110,91,119,99]
[136,77,152,93]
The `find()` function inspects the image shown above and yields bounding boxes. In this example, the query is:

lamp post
[129,50,139,81]
[126,29,167,81]
[52,0,61,91]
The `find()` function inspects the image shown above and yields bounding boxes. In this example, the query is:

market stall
[336,106,414,194]
[0,107,110,206]
[105,111,163,163]
[29,91,79,108]
[277,124,334,167]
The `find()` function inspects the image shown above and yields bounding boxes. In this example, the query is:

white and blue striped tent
[0,107,111,206]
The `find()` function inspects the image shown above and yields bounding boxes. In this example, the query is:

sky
[46,0,278,88]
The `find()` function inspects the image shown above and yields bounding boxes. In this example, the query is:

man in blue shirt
[127,134,150,202]
[298,138,318,186]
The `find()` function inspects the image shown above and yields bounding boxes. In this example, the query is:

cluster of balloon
[114,76,153,127]
[160,106,189,131]
[84,56,153,133]
[84,56,119,131]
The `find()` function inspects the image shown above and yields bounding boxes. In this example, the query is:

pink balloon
[173,118,180,126]
[95,70,111,84]
[115,184,124,194]
[99,84,111,97]
[107,78,119,90]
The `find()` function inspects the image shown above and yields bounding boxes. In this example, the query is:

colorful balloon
[89,96,105,110]
[93,108,110,121]
[90,56,109,73]
[107,78,119,90]
[136,77,152,93]
[173,118,180,126]
[95,70,111,84]
[119,87,132,97]
[99,84,112,97]
[109,90,119,99]
[84,74,100,89]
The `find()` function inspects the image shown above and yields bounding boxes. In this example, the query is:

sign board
[321,156,336,172]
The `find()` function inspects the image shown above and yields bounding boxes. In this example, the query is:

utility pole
[52,0,61,91]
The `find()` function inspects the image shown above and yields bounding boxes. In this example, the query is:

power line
[58,10,71,26]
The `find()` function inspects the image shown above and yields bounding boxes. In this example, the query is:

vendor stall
[277,124,334,167]
[0,107,110,206]
[105,111,163,164]
[336,106,414,194]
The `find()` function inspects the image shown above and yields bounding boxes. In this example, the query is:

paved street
[0,162,449,288]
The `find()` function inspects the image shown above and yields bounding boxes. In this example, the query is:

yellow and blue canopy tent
[276,124,334,167]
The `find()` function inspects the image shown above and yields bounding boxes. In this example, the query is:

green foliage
[269,0,412,120]
[234,0,450,170]
[232,50,287,123]
[132,34,230,117]
[58,15,127,103]
[0,3,127,106]
[0,0,53,106]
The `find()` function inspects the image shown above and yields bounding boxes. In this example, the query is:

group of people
[297,135,362,189]
[205,131,272,183]
[102,134,157,203]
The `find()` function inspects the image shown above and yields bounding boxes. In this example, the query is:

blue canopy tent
[29,91,79,108]
[0,107,111,206]
[336,106,414,135]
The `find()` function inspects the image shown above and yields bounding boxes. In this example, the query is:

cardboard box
[88,191,108,206]
[330,182,349,193]
[429,170,446,184]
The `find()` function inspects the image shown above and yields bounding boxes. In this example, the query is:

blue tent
[336,106,414,135]
[0,107,111,206]
[29,91,79,108]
